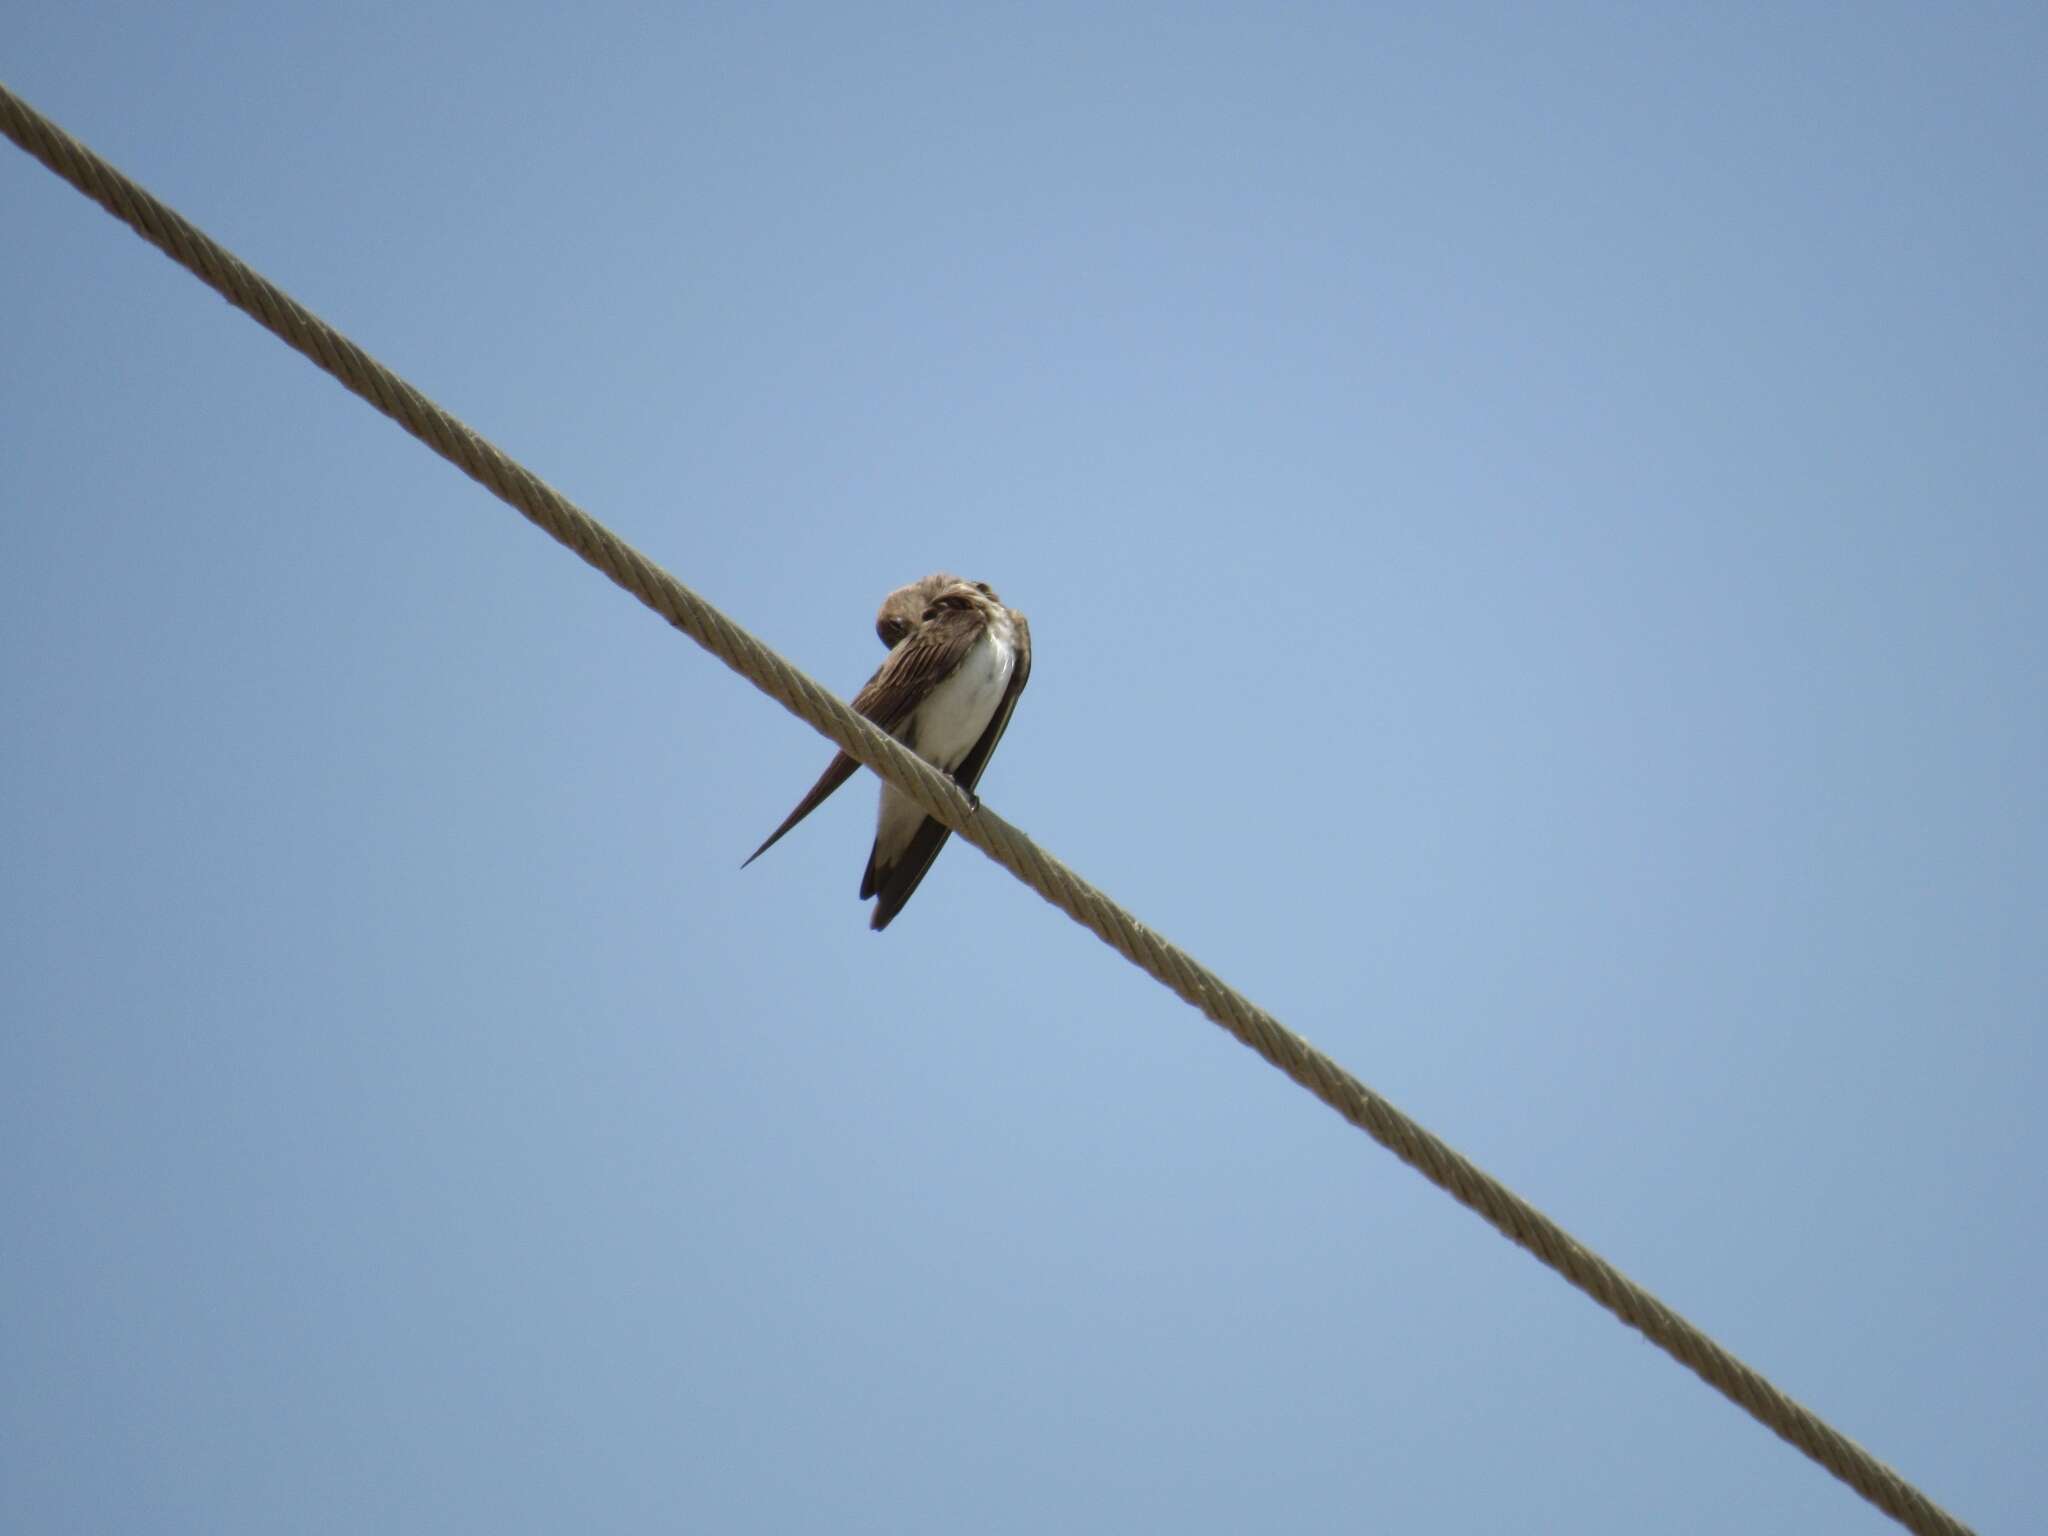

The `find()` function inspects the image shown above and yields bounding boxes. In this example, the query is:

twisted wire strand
[1,81,1974,1536]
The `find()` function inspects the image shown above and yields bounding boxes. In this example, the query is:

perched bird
[745,573,1032,930]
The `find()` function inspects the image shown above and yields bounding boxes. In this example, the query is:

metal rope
[1,80,1975,1536]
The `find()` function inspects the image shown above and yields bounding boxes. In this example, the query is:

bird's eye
[921,605,939,622]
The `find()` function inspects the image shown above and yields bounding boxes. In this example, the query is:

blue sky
[4,5,2042,1532]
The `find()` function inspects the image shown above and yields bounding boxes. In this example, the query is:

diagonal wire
[1,80,1975,1536]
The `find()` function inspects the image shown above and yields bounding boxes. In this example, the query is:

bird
[744,573,1032,929]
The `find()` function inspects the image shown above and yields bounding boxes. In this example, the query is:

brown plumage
[874,571,960,649]
[745,575,1031,930]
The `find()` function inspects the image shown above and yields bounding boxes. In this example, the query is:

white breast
[908,615,1017,773]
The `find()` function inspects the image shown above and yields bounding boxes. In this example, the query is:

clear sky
[4,6,2042,1533]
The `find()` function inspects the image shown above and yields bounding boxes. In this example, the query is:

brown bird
[744,574,1032,930]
